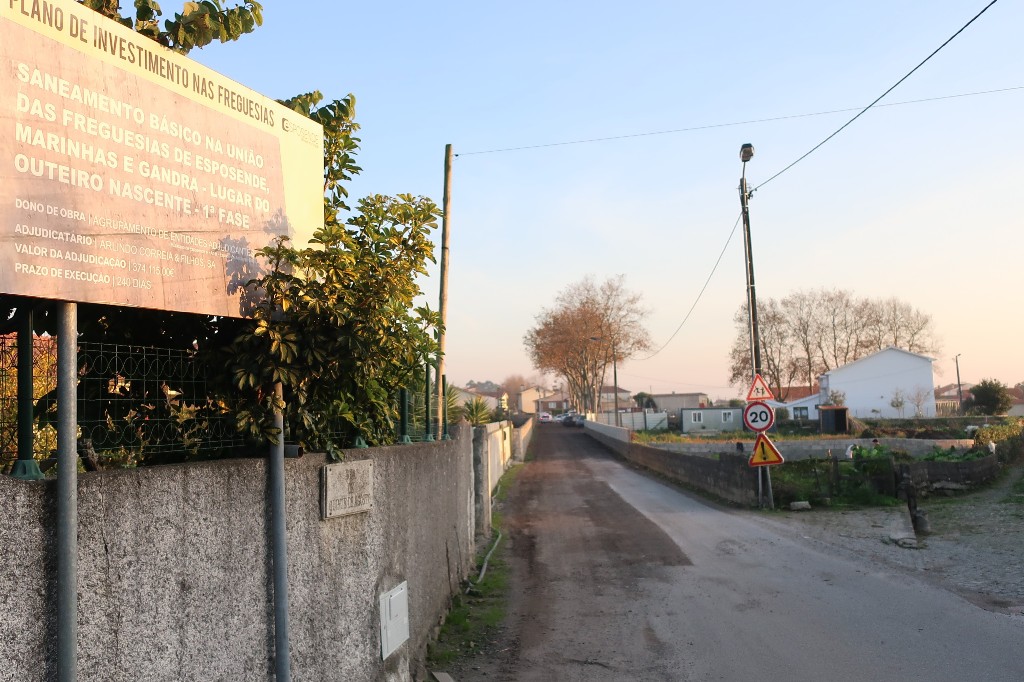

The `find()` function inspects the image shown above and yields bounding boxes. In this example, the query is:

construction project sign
[0,0,324,317]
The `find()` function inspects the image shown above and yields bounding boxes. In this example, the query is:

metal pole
[399,388,411,444]
[424,364,434,442]
[270,383,291,681]
[13,308,44,480]
[613,341,620,428]
[56,302,78,682]
[442,375,451,440]
[954,354,963,414]
[436,144,453,430]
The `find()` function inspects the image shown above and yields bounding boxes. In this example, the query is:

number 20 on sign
[742,401,775,432]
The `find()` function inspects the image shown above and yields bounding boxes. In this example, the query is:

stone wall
[905,454,1001,493]
[0,423,475,682]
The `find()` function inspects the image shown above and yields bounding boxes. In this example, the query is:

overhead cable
[636,213,742,362]
[754,0,1001,191]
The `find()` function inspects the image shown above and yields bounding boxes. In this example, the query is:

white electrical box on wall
[379,581,410,660]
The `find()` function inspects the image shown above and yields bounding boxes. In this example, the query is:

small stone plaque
[321,460,374,519]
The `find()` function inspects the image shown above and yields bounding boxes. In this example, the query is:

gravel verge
[753,464,1024,618]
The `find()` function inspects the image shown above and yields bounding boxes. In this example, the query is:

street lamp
[739,143,762,378]
[589,336,619,427]
[954,354,963,414]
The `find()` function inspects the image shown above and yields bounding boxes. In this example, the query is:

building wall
[650,393,708,412]
[824,349,936,418]
[0,425,476,682]
[680,407,743,434]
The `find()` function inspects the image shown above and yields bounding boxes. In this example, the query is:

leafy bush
[975,419,1023,447]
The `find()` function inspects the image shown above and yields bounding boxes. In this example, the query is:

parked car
[563,414,585,427]
[538,412,552,423]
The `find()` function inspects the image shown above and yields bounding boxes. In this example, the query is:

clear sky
[190,1,1023,400]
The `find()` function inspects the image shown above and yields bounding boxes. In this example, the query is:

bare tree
[862,297,938,355]
[782,289,824,392]
[889,388,906,418]
[524,276,651,412]
[908,386,932,417]
[729,289,940,393]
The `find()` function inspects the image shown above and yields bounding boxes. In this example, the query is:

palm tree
[445,384,465,422]
[464,397,493,426]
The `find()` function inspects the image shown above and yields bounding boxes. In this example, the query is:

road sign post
[744,376,778,509]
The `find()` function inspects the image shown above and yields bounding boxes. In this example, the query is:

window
[692,412,703,423]
[722,411,733,423]
[794,407,808,420]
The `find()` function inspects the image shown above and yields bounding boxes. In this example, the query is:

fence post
[399,388,411,444]
[424,364,434,442]
[269,383,291,681]
[12,308,43,480]
[56,302,78,682]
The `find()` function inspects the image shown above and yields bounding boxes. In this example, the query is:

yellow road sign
[748,432,784,467]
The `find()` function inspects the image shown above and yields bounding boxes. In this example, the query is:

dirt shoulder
[753,464,1024,617]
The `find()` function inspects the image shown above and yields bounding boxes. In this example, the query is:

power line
[754,0,1001,191]
[454,85,1019,158]
[622,1,1002,362]
[636,213,743,362]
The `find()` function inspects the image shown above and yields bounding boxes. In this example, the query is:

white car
[538,412,552,423]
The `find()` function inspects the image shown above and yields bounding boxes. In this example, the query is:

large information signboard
[1,0,324,317]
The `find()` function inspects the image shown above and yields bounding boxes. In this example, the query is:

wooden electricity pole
[436,144,453,430]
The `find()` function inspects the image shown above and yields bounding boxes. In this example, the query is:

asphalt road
[459,424,1024,681]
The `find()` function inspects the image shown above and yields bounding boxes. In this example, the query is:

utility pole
[739,143,772,509]
[437,144,452,430]
[739,144,762,378]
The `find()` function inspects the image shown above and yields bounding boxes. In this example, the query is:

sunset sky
[193,1,1023,399]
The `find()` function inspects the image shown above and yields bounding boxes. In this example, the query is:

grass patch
[427,464,521,667]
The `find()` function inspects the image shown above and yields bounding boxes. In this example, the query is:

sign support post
[744,375,778,509]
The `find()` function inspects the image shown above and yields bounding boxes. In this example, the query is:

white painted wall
[825,348,936,418]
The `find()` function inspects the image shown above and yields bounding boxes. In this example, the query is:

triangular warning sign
[746,374,775,402]
[748,433,784,467]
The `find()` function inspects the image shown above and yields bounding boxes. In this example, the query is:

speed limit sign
[743,401,775,432]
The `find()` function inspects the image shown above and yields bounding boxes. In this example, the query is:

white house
[778,347,936,420]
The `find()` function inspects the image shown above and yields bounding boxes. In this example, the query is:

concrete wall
[652,438,977,460]
[585,429,758,507]
[0,423,475,682]
[471,420,520,539]
[511,417,534,461]
[584,419,630,443]
[589,411,668,431]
